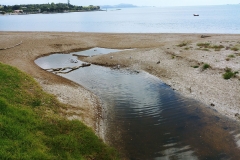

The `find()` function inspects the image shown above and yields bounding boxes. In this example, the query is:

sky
[0,0,239,6]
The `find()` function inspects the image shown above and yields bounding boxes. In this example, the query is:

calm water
[1,5,240,33]
[35,48,240,160]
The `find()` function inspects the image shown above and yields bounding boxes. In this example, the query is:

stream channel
[35,48,240,160]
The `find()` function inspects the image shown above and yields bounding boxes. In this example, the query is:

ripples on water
[1,5,240,33]
[35,48,240,160]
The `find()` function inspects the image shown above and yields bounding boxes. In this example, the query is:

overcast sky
[0,0,239,6]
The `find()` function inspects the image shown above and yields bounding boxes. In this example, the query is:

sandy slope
[0,32,239,132]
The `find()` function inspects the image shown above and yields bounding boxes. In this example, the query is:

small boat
[193,14,199,16]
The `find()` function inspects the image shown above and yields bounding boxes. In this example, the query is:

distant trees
[12,5,20,10]
[0,3,100,14]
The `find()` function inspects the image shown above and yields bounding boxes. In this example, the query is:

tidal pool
[35,48,240,160]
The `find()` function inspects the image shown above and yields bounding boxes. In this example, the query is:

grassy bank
[0,62,119,160]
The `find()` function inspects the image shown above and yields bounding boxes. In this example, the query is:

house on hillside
[14,10,23,13]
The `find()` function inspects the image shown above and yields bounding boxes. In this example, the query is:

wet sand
[0,32,239,133]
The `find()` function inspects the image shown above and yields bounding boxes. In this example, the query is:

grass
[222,67,238,80]
[192,65,199,68]
[202,48,210,51]
[202,63,210,70]
[197,43,224,51]
[212,45,224,51]
[197,42,211,48]
[231,47,239,51]
[228,54,235,58]
[177,41,189,47]
[0,63,119,160]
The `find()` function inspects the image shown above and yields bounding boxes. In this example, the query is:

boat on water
[193,14,199,16]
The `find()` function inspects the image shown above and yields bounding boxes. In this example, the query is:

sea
[0,4,240,33]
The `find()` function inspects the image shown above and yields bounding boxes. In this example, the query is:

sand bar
[0,32,239,132]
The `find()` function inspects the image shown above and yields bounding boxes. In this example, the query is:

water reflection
[35,48,240,160]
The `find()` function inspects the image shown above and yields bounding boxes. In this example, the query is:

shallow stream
[35,48,240,160]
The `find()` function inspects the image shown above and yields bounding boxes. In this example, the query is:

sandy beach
[0,32,239,133]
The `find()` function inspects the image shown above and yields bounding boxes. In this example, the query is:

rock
[235,113,240,119]
[201,35,211,38]
[134,70,140,74]
[70,59,78,63]
[157,61,160,64]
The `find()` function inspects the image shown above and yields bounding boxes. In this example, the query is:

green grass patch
[197,43,224,51]
[177,41,189,47]
[202,48,210,51]
[212,45,224,51]
[197,42,211,48]
[202,63,211,70]
[0,63,119,160]
[222,68,238,80]
[192,65,199,68]
[231,47,239,51]
[228,54,235,58]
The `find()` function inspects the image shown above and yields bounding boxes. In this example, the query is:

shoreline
[0,9,105,16]
[0,31,239,136]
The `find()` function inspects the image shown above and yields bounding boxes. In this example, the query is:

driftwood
[201,35,211,38]
[44,63,91,74]
[0,41,23,50]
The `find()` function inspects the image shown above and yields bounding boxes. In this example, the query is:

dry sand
[0,32,239,134]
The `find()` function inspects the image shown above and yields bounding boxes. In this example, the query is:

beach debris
[226,46,230,50]
[70,59,78,63]
[235,113,240,119]
[210,103,215,106]
[157,61,160,64]
[201,35,211,38]
[82,63,91,67]
[44,63,91,74]
[134,70,140,74]
[113,64,121,69]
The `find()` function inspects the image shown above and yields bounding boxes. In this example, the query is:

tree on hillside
[12,5,20,10]
[1,3,100,13]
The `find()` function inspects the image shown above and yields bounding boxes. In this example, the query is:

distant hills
[100,3,137,9]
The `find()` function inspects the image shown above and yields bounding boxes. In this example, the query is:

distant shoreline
[0,3,102,15]
[0,9,105,15]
